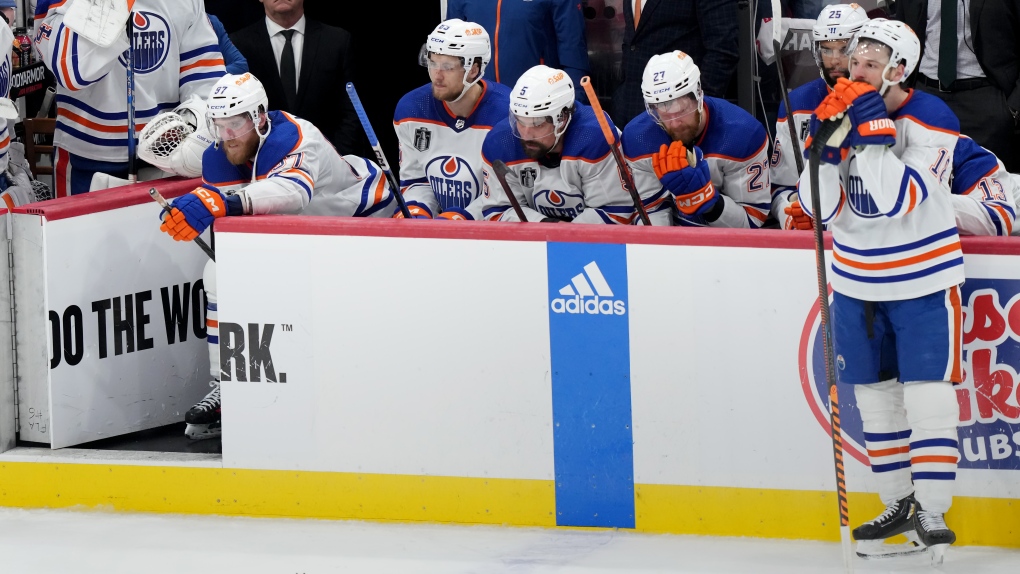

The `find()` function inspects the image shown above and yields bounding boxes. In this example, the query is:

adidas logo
[550,261,626,316]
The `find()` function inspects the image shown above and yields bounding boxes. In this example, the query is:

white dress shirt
[266,15,306,83]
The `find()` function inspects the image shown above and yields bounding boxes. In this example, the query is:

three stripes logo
[550,261,626,316]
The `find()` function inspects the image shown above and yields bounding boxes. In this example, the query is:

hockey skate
[853,495,926,559]
[914,505,956,567]
[184,380,221,440]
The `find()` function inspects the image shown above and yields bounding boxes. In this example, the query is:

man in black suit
[612,0,739,126]
[231,0,363,155]
[895,0,1020,172]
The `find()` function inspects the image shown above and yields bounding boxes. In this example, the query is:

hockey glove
[832,79,896,148]
[393,203,433,219]
[160,188,228,241]
[805,114,852,165]
[652,141,718,217]
[435,208,473,221]
[783,199,814,231]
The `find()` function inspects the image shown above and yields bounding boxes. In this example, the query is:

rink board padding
[0,209,13,452]
[8,179,211,448]
[1,218,1018,547]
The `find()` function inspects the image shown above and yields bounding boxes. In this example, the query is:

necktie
[634,0,642,30]
[937,0,957,87]
[280,29,297,109]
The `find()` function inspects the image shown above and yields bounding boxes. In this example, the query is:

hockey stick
[126,12,137,184]
[808,118,854,574]
[149,188,215,261]
[491,160,529,222]
[579,76,651,226]
[344,82,412,219]
[771,0,805,175]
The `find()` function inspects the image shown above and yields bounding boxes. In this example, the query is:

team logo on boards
[520,167,537,188]
[425,155,478,210]
[800,279,1020,471]
[550,261,626,316]
[117,12,172,74]
[413,127,432,152]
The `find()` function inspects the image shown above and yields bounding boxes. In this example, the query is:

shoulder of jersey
[782,77,829,118]
[894,90,960,136]
[699,96,767,160]
[621,112,670,160]
[560,103,612,161]
[394,84,442,123]
[952,136,999,193]
[472,81,512,127]
[481,119,528,165]
[255,111,312,173]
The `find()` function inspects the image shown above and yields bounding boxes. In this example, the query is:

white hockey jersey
[0,23,12,177]
[799,90,964,302]
[33,0,225,162]
[393,80,510,219]
[770,77,829,225]
[949,135,1017,237]
[478,102,637,224]
[622,96,772,228]
[201,111,396,217]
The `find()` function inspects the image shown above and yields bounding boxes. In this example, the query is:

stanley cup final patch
[414,127,432,152]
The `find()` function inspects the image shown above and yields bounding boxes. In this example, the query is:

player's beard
[521,139,553,159]
[665,111,702,147]
[825,65,849,86]
[223,133,261,166]
[432,82,465,103]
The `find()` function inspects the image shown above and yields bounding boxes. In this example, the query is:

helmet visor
[209,114,257,141]
[509,113,556,141]
[645,96,700,125]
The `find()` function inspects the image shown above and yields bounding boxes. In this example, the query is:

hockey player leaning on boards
[799,19,962,561]
[771,3,869,231]
[392,19,510,220]
[620,51,771,228]
[33,0,226,196]
[158,72,396,440]
[478,65,638,224]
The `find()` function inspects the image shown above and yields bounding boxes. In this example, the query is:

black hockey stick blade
[491,160,530,222]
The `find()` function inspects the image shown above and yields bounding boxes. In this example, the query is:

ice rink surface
[1,508,1017,573]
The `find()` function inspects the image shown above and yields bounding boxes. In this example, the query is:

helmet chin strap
[249,114,274,184]
[450,73,483,104]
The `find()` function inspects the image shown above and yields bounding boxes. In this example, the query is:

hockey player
[33,0,226,196]
[950,136,1017,237]
[158,73,396,439]
[799,19,962,560]
[621,51,771,228]
[771,4,869,230]
[393,19,510,220]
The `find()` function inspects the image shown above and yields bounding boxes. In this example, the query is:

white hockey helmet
[640,51,703,125]
[849,18,921,95]
[206,73,270,142]
[811,4,869,76]
[419,19,491,102]
[508,65,576,143]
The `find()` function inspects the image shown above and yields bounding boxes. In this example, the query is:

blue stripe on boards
[547,242,635,528]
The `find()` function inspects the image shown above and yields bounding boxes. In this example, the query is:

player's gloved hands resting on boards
[783,197,814,231]
[160,188,240,241]
[652,141,718,217]
[392,203,432,219]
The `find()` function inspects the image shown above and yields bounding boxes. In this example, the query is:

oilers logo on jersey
[845,175,883,218]
[426,155,478,209]
[550,261,627,316]
[413,127,431,152]
[535,189,585,220]
[117,12,171,73]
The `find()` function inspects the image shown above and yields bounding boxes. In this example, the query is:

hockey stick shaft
[126,13,137,184]
[491,160,529,222]
[149,188,215,261]
[579,77,652,226]
[771,0,805,174]
[345,82,412,219]
[809,119,853,574]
